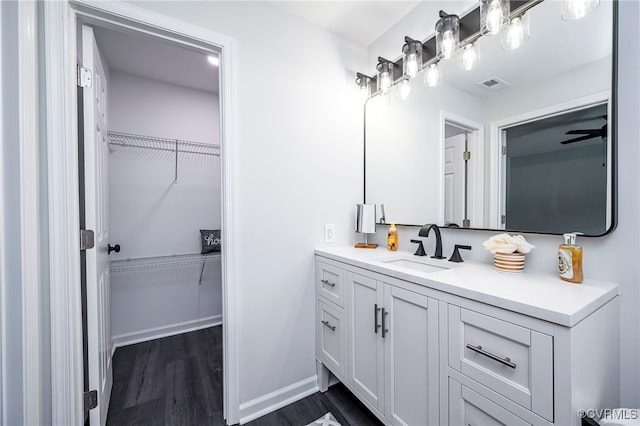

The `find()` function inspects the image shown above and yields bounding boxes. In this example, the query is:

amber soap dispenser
[387,223,398,251]
[558,233,583,283]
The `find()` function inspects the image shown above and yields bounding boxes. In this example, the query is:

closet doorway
[78,22,225,425]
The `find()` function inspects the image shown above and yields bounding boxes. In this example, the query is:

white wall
[128,0,366,414]
[111,258,222,345]
[109,71,220,144]
[108,71,221,259]
[366,80,486,225]
[368,0,640,405]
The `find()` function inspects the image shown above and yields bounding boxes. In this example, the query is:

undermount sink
[376,255,451,274]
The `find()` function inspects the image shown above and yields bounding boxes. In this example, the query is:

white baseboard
[239,376,319,424]
[112,315,222,349]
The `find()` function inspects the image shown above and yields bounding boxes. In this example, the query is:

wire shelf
[108,131,220,156]
[110,252,221,273]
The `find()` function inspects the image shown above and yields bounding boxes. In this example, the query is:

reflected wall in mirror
[364,0,615,236]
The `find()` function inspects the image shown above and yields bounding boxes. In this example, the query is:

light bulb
[405,53,419,78]
[424,63,441,87]
[504,17,524,50]
[460,43,478,71]
[398,79,412,100]
[562,0,599,20]
[441,30,456,60]
[486,0,504,35]
[380,71,391,94]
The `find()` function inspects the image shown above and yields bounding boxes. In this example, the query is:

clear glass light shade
[424,63,441,87]
[397,79,412,100]
[501,15,529,50]
[402,41,422,79]
[376,61,393,94]
[481,0,509,35]
[436,14,460,60]
[459,43,480,71]
[562,0,600,20]
[355,74,370,101]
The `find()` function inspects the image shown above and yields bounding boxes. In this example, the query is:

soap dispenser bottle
[387,223,398,251]
[558,233,583,283]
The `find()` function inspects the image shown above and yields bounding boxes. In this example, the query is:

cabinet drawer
[449,378,532,426]
[317,300,346,378]
[448,305,553,421]
[317,261,344,307]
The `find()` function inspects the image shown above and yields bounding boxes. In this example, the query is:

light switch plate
[324,224,336,243]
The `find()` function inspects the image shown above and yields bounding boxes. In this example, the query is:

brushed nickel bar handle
[320,279,336,287]
[381,307,388,338]
[466,344,516,369]
[374,304,381,334]
[321,320,336,331]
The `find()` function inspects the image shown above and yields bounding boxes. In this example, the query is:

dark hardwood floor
[107,326,382,426]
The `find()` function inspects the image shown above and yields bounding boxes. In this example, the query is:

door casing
[42,1,240,424]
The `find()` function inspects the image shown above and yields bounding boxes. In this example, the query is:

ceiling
[92,2,421,93]
[267,1,422,47]
[93,26,220,93]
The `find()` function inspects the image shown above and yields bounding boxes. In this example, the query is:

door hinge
[463,151,471,161]
[501,215,506,225]
[502,146,507,155]
[80,229,95,250]
[83,390,98,413]
[77,66,92,88]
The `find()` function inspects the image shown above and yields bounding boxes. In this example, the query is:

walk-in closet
[79,24,223,424]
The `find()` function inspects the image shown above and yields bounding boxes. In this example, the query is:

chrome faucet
[418,224,446,259]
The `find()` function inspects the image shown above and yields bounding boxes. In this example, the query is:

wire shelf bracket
[107,131,221,184]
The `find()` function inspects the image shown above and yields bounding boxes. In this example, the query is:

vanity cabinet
[317,259,440,425]
[315,247,619,426]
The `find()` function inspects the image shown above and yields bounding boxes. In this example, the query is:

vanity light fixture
[376,57,394,94]
[424,63,441,87]
[207,55,219,66]
[355,72,371,91]
[481,0,509,35]
[402,36,423,79]
[459,42,480,71]
[436,11,460,60]
[562,0,600,20]
[502,14,529,50]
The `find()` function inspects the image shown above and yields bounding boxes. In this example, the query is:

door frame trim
[19,1,44,424]
[488,91,610,229]
[43,1,240,424]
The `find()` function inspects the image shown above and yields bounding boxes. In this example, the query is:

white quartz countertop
[315,246,618,327]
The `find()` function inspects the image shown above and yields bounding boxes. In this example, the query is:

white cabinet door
[384,285,439,426]
[348,272,385,412]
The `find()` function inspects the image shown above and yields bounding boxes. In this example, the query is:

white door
[383,285,439,426]
[444,133,466,227]
[348,272,384,413]
[82,25,113,426]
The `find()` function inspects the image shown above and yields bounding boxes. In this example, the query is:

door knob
[108,244,120,254]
